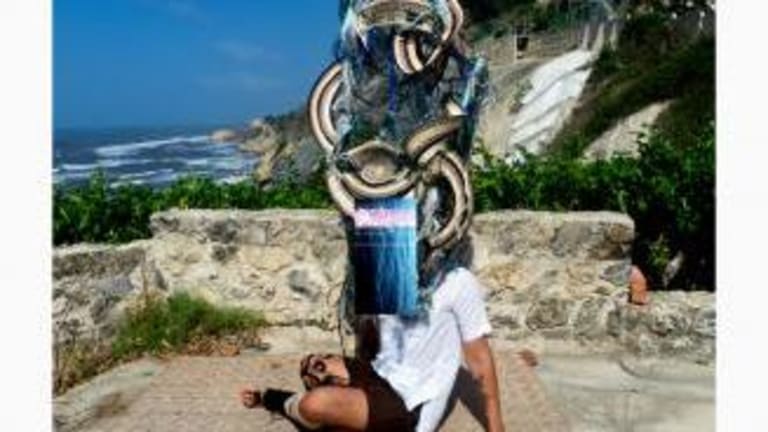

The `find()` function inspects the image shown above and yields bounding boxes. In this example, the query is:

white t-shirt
[371,267,493,432]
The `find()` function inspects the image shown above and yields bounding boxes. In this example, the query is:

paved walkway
[55,342,714,432]
[56,349,568,432]
[536,353,715,431]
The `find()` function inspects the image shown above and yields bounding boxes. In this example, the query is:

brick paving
[80,350,570,432]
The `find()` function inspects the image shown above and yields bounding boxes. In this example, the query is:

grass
[112,292,265,359]
[54,292,266,395]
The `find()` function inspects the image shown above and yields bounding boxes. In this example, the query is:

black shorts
[343,357,421,432]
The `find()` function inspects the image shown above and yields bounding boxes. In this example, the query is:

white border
[718,0,768,430]
[0,0,52,429]
[3,0,768,429]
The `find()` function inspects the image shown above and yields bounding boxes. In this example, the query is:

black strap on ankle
[262,388,295,414]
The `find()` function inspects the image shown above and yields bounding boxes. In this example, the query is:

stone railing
[53,209,714,363]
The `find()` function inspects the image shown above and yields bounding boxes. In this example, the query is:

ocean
[53,126,258,188]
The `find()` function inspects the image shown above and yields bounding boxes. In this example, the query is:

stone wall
[53,241,157,344]
[148,210,347,329]
[52,210,715,363]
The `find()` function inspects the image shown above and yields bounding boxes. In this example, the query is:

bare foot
[517,349,539,368]
[239,388,263,409]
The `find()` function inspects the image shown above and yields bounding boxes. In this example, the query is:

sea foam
[95,135,210,158]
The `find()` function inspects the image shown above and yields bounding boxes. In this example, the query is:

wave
[212,157,252,171]
[118,169,173,180]
[149,170,180,185]
[60,158,154,172]
[183,158,214,167]
[110,169,178,188]
[218,175,250,184]
[94,135,211,158]
[182,156,253,171]
[54,171,92,182]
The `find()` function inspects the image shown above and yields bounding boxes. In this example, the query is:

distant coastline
[53,125,258,188]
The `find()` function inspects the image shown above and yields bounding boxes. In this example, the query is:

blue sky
[54,0,339,129]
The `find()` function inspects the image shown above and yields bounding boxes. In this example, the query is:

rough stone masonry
[53,209,714,364]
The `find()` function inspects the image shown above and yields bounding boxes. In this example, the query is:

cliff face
[53,209,714,363]
[476,19,617,161]
[229,20,613,180]
[209,109,320,185]
[225,3,715,180]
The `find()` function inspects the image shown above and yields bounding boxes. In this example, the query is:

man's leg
[240,384,369,430]
[298,386,369,430]
[241,353,369,431]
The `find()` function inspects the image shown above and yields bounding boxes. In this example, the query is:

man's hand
[239,388,262,409]
[463,337,505,432]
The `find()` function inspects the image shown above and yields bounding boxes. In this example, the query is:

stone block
[526,298,575,330]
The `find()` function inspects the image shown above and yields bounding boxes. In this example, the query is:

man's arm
[463,336,504,432]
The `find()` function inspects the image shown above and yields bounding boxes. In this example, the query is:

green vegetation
[54,172,332,245]
[553,15,715,157]
[53,6,715,292]
[474,122,714,291]
[112,292,265,359]
[54,293,265,394]
[53,339,113,395]
[508,8,714,290]
[464,0,537,23]
[54,122,714,291]
[467,0,592,41]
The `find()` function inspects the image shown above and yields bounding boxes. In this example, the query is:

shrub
[554,30,714,157]
[474,122,715,291]
[590,48,624,84]
[112,292,265,359]
[54,121,714,291]
[54,293,265,395]
[53,339,114,395]
[464,0,536,23]
[53,173,333,246]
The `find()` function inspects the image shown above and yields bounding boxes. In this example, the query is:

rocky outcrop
[219,114,322,185]
[238,119,281,155]
[259,137,324,185]
[210,129,238,143]
[53,210,714,363]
